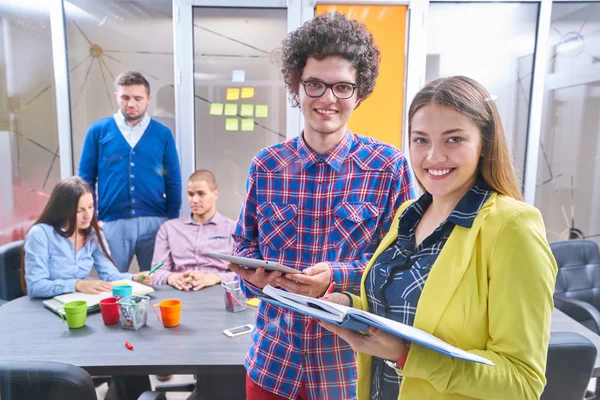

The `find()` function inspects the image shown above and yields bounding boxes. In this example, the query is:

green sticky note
[241,118,254,132]
[209,103,223,116]
[225,118,239,131]
[224,103,238,116]
[240,104,254,117]
[255,104,269,118]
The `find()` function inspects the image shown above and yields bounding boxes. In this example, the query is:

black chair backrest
[541,331,597,400]
[551,240,600,309]
[0,240,25,301]
[0,360,97,400]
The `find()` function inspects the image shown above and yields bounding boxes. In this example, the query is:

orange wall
[315,4,407,149]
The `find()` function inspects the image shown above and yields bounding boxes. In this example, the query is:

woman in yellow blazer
[321,76,557,399]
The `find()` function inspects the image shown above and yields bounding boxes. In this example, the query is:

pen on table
[141,262,164,282]
[227,291,245,309]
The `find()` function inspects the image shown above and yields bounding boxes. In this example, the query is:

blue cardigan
[79,117,181,222]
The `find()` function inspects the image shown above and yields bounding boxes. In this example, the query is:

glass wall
[535,3,600,246]
[193,7,288,220]
[425,3,539,183]
[0,1,58,244]
[64,0,175,171]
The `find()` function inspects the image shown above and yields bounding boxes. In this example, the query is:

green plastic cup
[58,300,88,329]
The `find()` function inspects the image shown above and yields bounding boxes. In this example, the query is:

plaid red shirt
[234,132,415,399]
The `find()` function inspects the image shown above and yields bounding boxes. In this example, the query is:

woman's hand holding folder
[322,293,351,306]
[319,319,408,363]
[319,293,408,362]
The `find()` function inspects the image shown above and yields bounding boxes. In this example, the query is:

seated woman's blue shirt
[24,223,132,298]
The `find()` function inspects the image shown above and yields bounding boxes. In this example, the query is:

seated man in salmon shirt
[151,170,236,291]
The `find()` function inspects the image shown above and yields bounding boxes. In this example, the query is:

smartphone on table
[223,324,254,337]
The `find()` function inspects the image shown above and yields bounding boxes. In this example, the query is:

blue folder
[260,295,494,366]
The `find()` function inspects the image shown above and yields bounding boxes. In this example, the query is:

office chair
[0,360,166,400]
[551,239,600,399]
[552,240,600,334]
[0,240,25,302]
[541,331,596,400]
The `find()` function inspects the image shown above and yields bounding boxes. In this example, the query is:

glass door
[189,0,301,220]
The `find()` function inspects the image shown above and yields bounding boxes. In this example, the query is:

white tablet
[209,253,300,274]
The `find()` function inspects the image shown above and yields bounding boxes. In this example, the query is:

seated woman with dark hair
[22,176,154,400]
[23,176,152,297]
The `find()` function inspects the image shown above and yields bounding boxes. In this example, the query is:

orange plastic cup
[152,299,181,328]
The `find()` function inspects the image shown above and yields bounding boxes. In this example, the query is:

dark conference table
[2,286,600,381]
[0,285,256,377]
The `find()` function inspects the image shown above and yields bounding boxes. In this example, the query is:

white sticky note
[232,70,245,83]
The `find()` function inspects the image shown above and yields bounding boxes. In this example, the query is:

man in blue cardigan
[79,71,182,273]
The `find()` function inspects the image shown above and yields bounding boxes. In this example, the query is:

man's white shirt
[113,110,151,148]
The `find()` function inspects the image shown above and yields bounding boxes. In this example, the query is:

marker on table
[141,262,164,282]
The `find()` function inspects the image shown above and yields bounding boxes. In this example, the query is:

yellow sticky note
[224,103,238,116]
[226,88,240,100]
[241,118,255,132]
[225,118,239,131]
[246,298,260,307]
[240,104,253,117]
[241,87,255,99]
[209,103,223,116]
[255,104,269,118]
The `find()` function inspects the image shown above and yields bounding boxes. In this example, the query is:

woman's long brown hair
[408,76,523,201]
[21,177,114,292]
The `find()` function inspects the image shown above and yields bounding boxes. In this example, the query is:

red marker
[125,341,134,351]
[306,281,336,330]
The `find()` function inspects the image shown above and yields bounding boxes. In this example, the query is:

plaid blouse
[234,132,415,399]
[365,180,493,400]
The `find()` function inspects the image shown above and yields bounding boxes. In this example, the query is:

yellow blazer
[350,193,557,400]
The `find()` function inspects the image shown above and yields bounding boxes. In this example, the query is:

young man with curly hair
[229,12,415,400]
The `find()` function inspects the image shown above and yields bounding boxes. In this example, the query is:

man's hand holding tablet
[209,253,299,290]
[209,253,299,274]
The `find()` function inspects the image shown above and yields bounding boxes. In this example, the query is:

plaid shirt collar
[402,179,493,230]
[297,130,354,172]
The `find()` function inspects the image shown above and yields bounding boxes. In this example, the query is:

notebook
[43,280,155,317]
[261,285,494,366]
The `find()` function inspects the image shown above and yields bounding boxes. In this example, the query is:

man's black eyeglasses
[300,80,358,100]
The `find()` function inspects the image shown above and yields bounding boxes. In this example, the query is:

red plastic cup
[100,297,120,325]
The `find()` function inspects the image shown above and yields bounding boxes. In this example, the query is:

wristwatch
[384,342,411,373]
